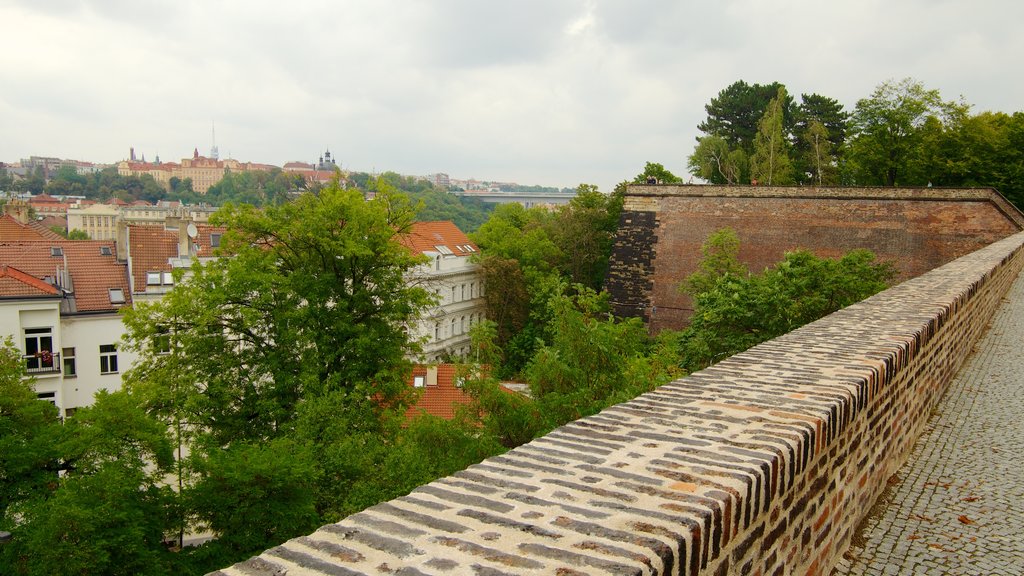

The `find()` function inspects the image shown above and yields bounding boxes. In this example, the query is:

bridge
[212,227,1024,571]
[451,189,577,207]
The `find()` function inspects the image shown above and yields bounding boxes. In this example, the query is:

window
[50,247,63,257]
[451,286,456,302]
[470,282,475,298]
[63,347,76,377]
[461,315,466,333]
[461,284,466,300]
[99,344,118,374]
[109,288,125,304]
[162,272,174,285]
[434,323,440,340]
[100,246,112,256]
[451,318,456,335]
[434,245,454,255]
[24,327,54,372]
[435,255,441,271]
[146,272,162,285]
[211,233,222,248]
[413,375,425,388]
[36,391,56,405]
[154,326,171,355]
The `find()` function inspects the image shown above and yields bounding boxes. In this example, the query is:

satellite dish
[186,223,198,239]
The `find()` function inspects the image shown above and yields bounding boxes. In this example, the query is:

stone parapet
[213,231,1024,576]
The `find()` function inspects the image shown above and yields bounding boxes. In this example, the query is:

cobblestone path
[833,271,1024,575]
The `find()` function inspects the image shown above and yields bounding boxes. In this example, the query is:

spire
[210,121,219,160]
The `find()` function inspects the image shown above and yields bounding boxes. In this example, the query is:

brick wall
[607,185,1024,332]
[213,231,1024,576]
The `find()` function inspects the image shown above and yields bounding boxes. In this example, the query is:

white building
[0,221,137,417]
[401,221,486,361]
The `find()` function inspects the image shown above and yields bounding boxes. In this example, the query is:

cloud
[2,0,1022,191]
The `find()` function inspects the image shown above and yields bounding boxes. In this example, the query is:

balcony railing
[24,352,61,375]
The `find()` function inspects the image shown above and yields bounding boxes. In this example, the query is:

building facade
[401,221,486,361]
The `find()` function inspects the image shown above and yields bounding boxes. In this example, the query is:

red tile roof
[404,364,475,420]
[0,214,65,241]
[400,221,478,256]
[126,223,226,292]
[0,265,60,298]
[0,240,130,313]
[126,225,178,292]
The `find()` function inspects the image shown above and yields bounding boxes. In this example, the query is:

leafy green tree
[1,391,175,576]
[802,119,836,185]
[698,80,795,155]
[679,230,895,371]
[847,78,968,185]
[792,93,848,184]
[0,338,61,525]
[631,161,684,184]
[750,87,795,185]
[124,180,432,445]
[688,135,747,184]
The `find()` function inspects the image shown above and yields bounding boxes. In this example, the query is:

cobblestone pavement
[833,271,1024,576]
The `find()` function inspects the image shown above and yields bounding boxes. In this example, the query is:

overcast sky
[2,1,1021,191]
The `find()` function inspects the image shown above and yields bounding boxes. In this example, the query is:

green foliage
[698,80,795,155]
[847,78,969,186]
[370,171,493,232]
[688,135,747,184]
[0,338,61,524]
[1,390,176,576]
[526,287,683,430]
[631,162,683,184]
[792,93,849,184]
[680,230,896,372]
[187,439,320,557]
[750,87,795,185]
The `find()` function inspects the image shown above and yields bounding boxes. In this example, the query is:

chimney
[3,199,31,224]
[426,366,439,387]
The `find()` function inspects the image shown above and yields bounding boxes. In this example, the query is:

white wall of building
[411,252,486,361]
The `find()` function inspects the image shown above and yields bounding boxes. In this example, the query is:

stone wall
[606,185,1024,332]
[213,231,1024,576]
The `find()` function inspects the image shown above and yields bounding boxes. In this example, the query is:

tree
[750,87,795,185]
[792,93,849,184]
[0,337,61,525]
[688,135,747,184]
[1,391,176,576]
[679,230,896,372]
[803,119,835,185]
[847,78,968,186]
[526,287,682,428]
[698,80,795,155]
[631,161,683,184]
[124,180,432,445]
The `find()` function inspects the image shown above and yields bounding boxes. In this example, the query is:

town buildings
[117,148,276,194]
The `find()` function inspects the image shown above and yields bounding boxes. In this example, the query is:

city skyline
[2,0,1022,193]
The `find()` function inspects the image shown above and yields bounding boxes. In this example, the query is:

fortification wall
[606,185,1024,332]
[214,232,1024,575]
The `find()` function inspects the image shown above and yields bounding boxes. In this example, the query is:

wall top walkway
[214,232,1024,576]
[834,258,1024,575]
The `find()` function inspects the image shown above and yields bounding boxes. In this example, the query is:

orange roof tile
[400,221,478,257]
[0,214,65,241]
[0,240,130,313]
[126,225,178,292]
[0,265,60,298]
[125,223,227,292]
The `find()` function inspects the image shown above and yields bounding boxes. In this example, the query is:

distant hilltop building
[117,148,275,194]
[281,149,346,186]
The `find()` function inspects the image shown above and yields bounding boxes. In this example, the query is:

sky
[2,0,1022,192]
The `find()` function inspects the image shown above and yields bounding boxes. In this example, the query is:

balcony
[24,352,61,376]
